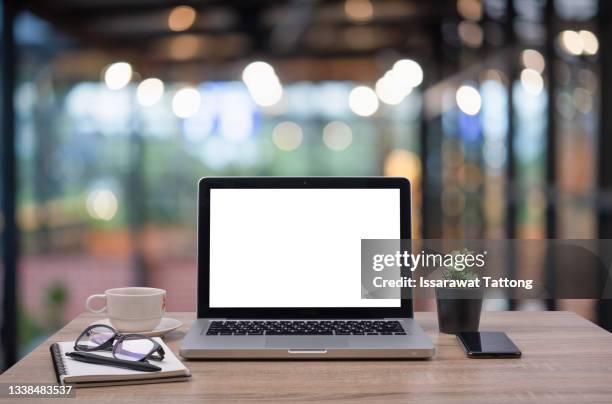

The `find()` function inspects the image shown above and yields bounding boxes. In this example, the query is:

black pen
[65,352,162,372]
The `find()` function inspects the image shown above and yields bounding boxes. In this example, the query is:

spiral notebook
[50,338,191,388]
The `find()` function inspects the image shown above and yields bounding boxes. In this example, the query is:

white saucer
[88,317,183,337]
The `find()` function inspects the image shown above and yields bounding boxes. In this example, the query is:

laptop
[180,177,434,359]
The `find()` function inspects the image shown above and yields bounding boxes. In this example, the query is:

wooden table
[2,311,612,403]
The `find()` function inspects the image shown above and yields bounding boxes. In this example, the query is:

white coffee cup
[86,287,166,332]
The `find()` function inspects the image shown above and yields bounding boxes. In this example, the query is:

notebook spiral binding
[50,343,67,381]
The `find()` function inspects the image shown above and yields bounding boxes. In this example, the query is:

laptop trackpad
[265,337,349,349]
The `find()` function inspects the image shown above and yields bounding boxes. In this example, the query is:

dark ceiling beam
[25,0,455,25]
[96,27,239,39]
[26,0,290,18]
[34,0,442,19]
[148,44,424,63]
[91,13,446,40]
[93,14,442,43]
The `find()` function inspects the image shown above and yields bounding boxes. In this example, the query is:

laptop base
[180,318,435,359]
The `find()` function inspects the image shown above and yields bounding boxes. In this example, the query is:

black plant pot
[435,287,483,334]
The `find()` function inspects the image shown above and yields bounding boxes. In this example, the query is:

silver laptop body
[180,177,435,359]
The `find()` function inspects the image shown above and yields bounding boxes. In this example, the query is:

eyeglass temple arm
[149,345,165,361]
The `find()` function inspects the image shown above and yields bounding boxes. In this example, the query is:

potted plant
[435,249,483,334]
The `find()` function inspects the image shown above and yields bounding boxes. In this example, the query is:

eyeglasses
[74,324,165,362]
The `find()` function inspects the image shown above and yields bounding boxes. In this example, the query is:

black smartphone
[456,332,522,358]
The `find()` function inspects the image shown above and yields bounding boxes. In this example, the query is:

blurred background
[1,0,612,370]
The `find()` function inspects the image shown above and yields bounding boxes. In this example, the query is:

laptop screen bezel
[197,177,413,319]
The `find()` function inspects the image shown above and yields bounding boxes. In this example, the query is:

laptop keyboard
[205,320,406,336]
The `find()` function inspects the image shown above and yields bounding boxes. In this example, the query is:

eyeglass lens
[114,335,156,361]
[76,325,115,349]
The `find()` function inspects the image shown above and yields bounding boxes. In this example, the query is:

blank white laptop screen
[208,188,401,308]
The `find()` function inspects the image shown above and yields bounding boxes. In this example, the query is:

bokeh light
[456,85,481,115]
[520,69,544,96]
[86,189,118,221]
[559,30,583,56]
[573,87,593,114]
[375,72,411,105]
[322,121,353,151]
[103,62,132,90]
[168,5,197,32]
[242,61,275,83]
[458,20,483,48]
[169,34,200,60]
[172,87,202,118]
[457,0,482,21]
[242,61,283,107]
[383,149,421,182]
[392,59,423,88]
[272,121,303,151]
[579,30,599,55]
[344,0,374,24]
[248,82,283,107]
[348,85,379,116]
[136,78,164,106]
[521,49,545,73]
